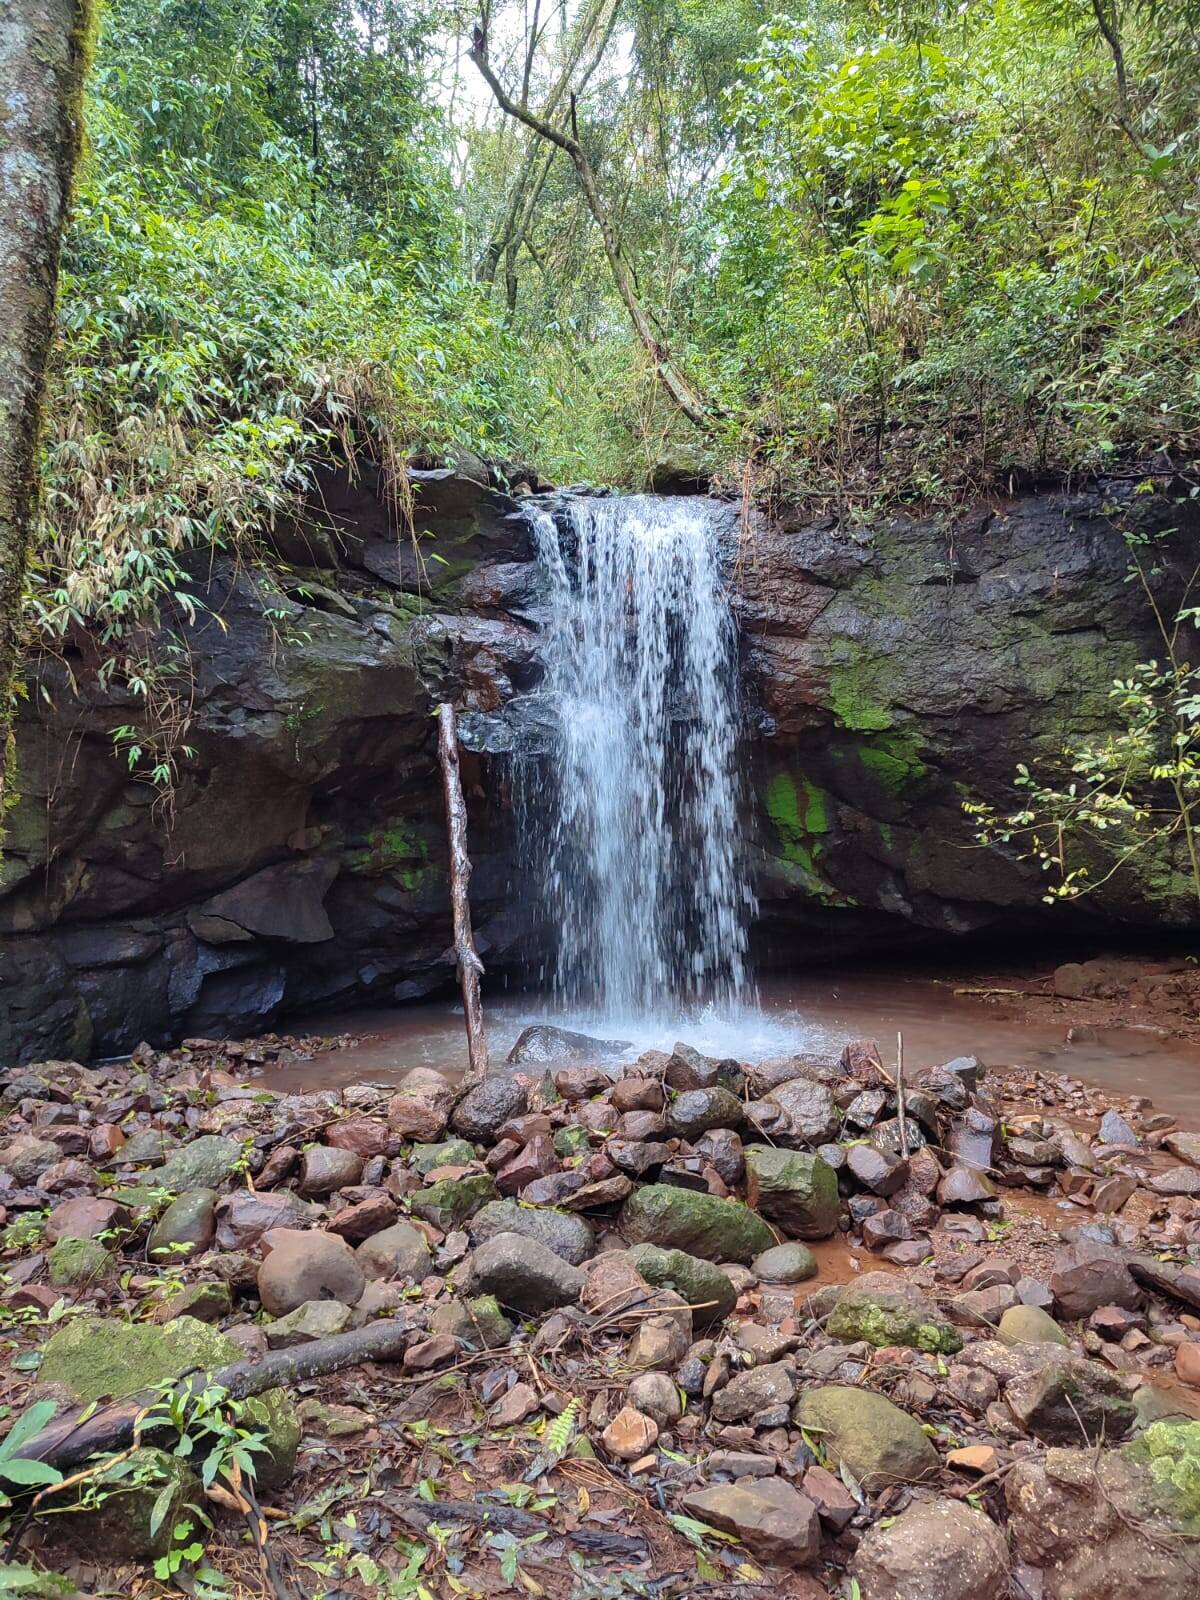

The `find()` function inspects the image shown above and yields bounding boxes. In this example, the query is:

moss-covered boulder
[47,1237,112,1288]
[1127,1420,1200,1528]
[409,1173,496,1231]
[744,1147,839,1239]
[626,1244,737,1327]
[793,1386,938,1488]
[40,1315,299,1489]
[826,1272,962,1354]
[151,1135,244,1193]
[64,1447,199,1560]
[620,1184,775,1264]
[409,1138,477,1175]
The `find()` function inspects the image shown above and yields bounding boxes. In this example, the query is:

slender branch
[469,27,712,429]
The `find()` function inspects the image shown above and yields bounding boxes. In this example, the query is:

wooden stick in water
[437,702,490,1085]
[896,1029,909,1158]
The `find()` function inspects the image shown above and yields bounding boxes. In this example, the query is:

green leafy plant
[0,1402,64,1499]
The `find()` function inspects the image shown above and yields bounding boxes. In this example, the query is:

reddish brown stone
[327,1119,392,1160]
[326,1193,399,1242]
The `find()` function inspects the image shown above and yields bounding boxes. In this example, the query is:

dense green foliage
[33,0,1200,663]
[34,0,527,719]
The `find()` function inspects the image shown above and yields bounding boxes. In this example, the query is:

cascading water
[522,493,755,1019]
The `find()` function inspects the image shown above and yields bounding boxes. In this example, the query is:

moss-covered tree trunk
[0,0,92,828]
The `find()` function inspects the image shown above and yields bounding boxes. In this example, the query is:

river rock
[711,1361,798,1422]
[467,1231,585,1313]
[938,1163,998,1206]
[411,1137,477,1174]
[1006,1437,1200,1599]
[147,1189,217,1259]
[692,1128,745,1186]
[41,1314,299,1488]
[628,1370,682,1425]
[1050,1239,1143,1320]
[469,1198,595,1265]
[326,1117,392,1159]
[627,1308,691,1369]
[1164,1131,1200,1167]
[999,1303,1070,1346]
[851,1498,1009,1600]
[45,1195,129,1245]
[752,1241,817,1282]
[257,1228,366,1314]
[664,1042,741,1092]
[1006,1353,1137,1443]
[743,1146,839,1238]
[214,1189,317,1250]
[0,1135,60,1184]
[297,1144,364,1196]
[626,1243,737,1327]
[678,1479,821,1569]
[48,1236,112,1286]
[387,1068,456,1140]
[666,1087,743,1140]
[1099,1109,1139,1145]
[507,1024,630,1064]
[846,1143,906,1195]
[429,1293,513,1349]
[451,1076,529,1139]
[59,1447,198,1560]
[620,1183,775,1263]
[266,1298,354,1348]
[601,1404,658,1461]
[409,1173,497,1231]
[746,1077,839,1146]
[792,1387,938,1488]
[355,1220,431,1281]
[152,1135,243,1192]
[827,1272,962,1353]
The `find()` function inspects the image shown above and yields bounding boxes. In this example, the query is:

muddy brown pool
[259,973,1200,1123]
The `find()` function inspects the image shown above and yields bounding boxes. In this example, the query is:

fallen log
[438,701,490,1086]
[17,1315,412,1474]
[1127,1253,1200,1312]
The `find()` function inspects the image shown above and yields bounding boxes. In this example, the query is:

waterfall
[523,493,754,1018]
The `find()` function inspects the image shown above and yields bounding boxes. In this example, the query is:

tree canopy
[29,0,1200,670]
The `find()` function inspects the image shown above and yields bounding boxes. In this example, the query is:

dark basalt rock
[3,473,1197,1062]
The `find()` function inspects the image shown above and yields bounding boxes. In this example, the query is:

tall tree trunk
[0,0,93,830]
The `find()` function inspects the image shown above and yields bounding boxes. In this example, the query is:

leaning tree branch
[438,702,490,1085]
[469,29,713,430]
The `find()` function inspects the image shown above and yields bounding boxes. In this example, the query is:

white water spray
[524,494,754,1017]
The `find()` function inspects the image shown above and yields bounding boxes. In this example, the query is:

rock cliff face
[1,468,1195,1062]
[737,479,1200,961]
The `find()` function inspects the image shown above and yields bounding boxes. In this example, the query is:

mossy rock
[430,1293,514,1349]
[826,1273,961,1354]
[409,1138,477,1175]
[793,1386,938,1488]
[626,1244,737,1327]
[743,1147,839,1240]
[151,1135,244,1193]
[1126,1420,1200,1529]
[620,1184,775,1264]
[40,1315,299,1490]
[47,1237,112,1288]
[409,1173,496,1231]
[65,1447,199,1560]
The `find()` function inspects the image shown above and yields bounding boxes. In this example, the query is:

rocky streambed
[1,1033,1200,1598]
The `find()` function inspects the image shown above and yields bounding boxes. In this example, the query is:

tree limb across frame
[468,25,712,430]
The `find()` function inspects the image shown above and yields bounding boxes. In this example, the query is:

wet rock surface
[0,1034,1199,1596]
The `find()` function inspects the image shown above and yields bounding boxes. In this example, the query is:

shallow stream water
[264,971,1200,1124]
